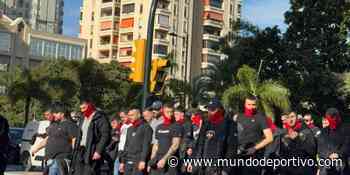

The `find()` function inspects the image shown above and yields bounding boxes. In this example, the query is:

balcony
[154,38,169,46]
[101,1,113,8]
[203,19,223,29]
[202,48,221,57]
[156,8,171,16]
[203,33,220,42]
[204,5,223,14]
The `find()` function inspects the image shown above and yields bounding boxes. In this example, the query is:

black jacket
[120,121,153,163]
[317,125,349,160]
[76,111,111,164]
[196,118,229,159]
[0,115,9,147]
[280,124,316,159]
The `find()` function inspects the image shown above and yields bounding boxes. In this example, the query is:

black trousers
[72,148,104,175]
[0,153,7,175]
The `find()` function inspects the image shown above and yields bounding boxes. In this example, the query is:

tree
[283,0,350,113]
[222,65,290,118]
[2,67,50,124]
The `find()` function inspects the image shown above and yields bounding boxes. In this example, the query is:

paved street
[5,165,41,175]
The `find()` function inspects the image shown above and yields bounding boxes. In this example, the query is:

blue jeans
[114,159,119,175]
[48,159,60,175]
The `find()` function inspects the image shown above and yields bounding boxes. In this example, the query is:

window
[100,36,111,45]
[115,7,120,16]
[30,38,43,57]
[43,40,56,58]
[71,46,82,60]
[140,4,143,14]
[184,7,187,18]
[0,32,11,52]
[154,45,167,55]
[173,4,177,15]
[158,15,169,27]
[119,47,132,57]
[101,7,112,17]
[90,39,93,48]
[203,40,218,49]
[18,0,24,7]
[58,43,70,59]
[155,30,167,39]
[80,11,83,20]
[120,33,133,42]
[122,3,135,14]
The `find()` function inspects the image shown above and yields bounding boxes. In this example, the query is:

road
[5,165,41,175]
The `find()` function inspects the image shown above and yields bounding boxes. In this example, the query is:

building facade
[79,0,241,82]
[0,0,64,34]
[0,15,86,73]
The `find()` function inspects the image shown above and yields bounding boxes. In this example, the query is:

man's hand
[138,161,146,171]
[147,166,151,172]
[157,158,166,169]
[245,147,257,155]
[186,148,193,156]
[31,148,38,156]
[119,163,125,173]
[287,131,298,140]
[187,165,193,172]
[92,152,101,160]
[329,153,339,160]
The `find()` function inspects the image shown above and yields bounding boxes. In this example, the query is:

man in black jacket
[119,109,153,175]
[72,100,111,175]
[318,108,349,175]
[0,115,9,175]
[195,98,228,175]
[279,111,317,175]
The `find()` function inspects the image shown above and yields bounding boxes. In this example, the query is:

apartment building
[79,0,241,82]
[201,0,241,69]
[0,0,64,34]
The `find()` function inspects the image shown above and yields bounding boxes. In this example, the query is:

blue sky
[242,0,290,31]
[62,0,291,36]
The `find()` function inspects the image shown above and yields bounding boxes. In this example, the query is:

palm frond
[236,65,258,95]
[257,80,291,113]
[222,84,249,111]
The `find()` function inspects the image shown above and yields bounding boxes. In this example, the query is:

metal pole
[142,0,159,110]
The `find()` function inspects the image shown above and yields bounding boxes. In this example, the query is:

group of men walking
[1,95,350,175]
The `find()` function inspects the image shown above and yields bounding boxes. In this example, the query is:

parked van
[20,120,50,171]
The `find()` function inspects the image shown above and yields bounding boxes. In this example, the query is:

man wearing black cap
[32,103,79,175]
[0,114,9,175]
[149,101,164,145]
[233,96,273,175]
[195,98,228,175]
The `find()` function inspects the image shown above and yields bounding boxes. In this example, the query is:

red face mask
[283,119,302,133]
[83,103,96,118]
[131,119,142,128]
[208,110,224,125]
[191,114,202,127]
[244,107,256,118]
[162,112,172,126]
[325,115,341,130]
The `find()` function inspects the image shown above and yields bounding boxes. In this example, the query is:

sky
[62,0,291,37]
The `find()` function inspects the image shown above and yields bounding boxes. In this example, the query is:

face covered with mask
[244,98,257,117]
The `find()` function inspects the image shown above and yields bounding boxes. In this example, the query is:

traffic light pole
[142,0,159,110]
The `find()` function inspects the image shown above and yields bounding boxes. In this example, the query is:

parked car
[20,120,50,171]
[7,128,24,164]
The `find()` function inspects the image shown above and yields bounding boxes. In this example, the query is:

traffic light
[150,58,169,94]
[129,39,146,83]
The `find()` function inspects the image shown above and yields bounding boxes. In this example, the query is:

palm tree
[222,65,290,118]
